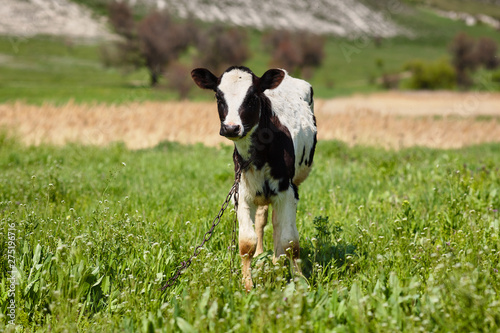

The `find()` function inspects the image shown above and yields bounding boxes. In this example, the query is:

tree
[108,1,135,39]
[106,1,142,70]
[107,2,194,87]
[138,12,192,86]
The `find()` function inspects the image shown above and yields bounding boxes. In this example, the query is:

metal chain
[229,175,239,278]
[161,164,245,291]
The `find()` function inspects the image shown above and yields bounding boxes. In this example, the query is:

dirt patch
[1,91,499,149]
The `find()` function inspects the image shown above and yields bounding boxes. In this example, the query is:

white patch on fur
[218,69,254,136]
[240,164,279,201]
[271,187,299,257]
[236,177,258,271]
[264,69,316,184]
[237,184,257,245]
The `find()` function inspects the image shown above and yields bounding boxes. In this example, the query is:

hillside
[0,0,406,38]
[151,0,405,37]
[2,0,500,40]
[0,0,112,39]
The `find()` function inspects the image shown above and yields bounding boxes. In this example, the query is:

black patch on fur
[215,90,228,124]
[258,69,285,92]
[239,86,261,137]
[224,65,254,76]
[250,96,295,193]
[291,183,299,200]
[232,93,296,197]
[191,68,218,91]
[256,180,277,198]
[277,178,289,192]
[298,146,306,166]
[305,132,317,167]
[305,89,316,166]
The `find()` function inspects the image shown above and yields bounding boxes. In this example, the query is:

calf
[191,66,317,290]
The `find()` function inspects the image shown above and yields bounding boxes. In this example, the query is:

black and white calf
[191,66,317,290]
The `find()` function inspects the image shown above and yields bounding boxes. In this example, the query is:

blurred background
[0,0,499,148]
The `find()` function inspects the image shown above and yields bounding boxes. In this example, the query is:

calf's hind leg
[271,188,301,274]
[255,205,269,257]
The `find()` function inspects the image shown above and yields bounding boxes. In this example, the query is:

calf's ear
[191,68,218,91]
[259,69,285,92]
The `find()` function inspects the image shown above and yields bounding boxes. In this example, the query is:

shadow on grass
[300,216,358,281]
[249,216,359,288]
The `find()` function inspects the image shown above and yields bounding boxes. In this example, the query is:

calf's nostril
[221,124,241,137]
[231,125,241,134]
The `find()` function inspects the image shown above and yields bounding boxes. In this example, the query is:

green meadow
[0,135,499,332]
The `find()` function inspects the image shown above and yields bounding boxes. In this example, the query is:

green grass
[1,5,500,104]
[1,135,499,332]
[0,35,182,105]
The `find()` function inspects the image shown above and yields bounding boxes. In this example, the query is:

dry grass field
[1,91,499,149]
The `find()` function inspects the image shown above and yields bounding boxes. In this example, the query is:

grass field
[0,134,499,332]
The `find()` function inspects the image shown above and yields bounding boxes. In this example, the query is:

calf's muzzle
[220,123,241,138]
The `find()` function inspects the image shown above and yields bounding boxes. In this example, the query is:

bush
[404,58,456,90]
[491,69,500,83]
[297,32,325,72]
[195,25,250,74]
[381,73,401,89]
[448,32,500,88]
[449,32,479,88]
[476,37,499,70]
[165,63,193,100]
[263,30,325,78]
[264,30,302,73]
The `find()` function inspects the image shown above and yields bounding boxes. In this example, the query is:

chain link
[161,164,244,291]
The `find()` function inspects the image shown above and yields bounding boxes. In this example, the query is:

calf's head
[191,66,285,140]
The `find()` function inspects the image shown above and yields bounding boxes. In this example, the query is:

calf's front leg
[237,194,257,291]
